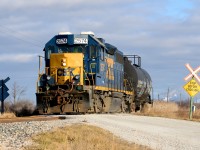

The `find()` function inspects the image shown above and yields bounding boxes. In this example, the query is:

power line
[0,30,43,48]
[0,24,44,48]
[0,24,42,44]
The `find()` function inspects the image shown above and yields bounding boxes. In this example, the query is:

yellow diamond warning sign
[183,78,200,97]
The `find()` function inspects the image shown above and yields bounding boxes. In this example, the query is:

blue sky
[0,0,200,104]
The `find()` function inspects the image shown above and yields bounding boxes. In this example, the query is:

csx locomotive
[36,32,152,114]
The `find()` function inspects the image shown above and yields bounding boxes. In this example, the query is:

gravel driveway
[0,114,200,150]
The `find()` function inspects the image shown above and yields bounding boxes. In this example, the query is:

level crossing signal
[184,63,200,83]
[183,64,200,120]
[0,77,10,114]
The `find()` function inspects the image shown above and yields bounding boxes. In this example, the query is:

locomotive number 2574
[74,38,88,44]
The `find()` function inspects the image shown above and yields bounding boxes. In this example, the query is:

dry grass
[140,101,178,118]
[9,100,35,116]
[0,112,16,119]
[140,101,200,121]
[193,109,200,120]
[25,124,150,150]
[1,100,35,117]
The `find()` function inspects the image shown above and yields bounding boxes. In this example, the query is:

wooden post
[189,96,194,120]
[1,80,4,114]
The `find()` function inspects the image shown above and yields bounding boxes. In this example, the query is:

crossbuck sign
[183,63,200,120]
[184,63,200,83]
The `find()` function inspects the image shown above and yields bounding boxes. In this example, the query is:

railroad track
[0,115,61,123]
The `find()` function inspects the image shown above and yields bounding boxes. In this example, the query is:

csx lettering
[100,64,105,71]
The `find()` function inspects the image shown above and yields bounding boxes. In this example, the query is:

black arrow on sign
[1,77,10,114]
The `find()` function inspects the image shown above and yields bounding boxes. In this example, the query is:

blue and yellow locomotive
[36,32,152,114]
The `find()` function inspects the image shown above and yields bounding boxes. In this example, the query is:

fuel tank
[124,56,152,99]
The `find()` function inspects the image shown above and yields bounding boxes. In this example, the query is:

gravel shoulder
[77,114,200,150]
[0,114,200,150]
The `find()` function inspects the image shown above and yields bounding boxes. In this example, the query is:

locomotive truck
[36,32,152,114]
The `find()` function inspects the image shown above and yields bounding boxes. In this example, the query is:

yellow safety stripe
[94,86,134,95]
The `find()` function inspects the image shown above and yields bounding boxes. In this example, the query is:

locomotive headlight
[61,58,66,66]
[73,75,80,80]
[72,75,80,85]
[47,76,51,80]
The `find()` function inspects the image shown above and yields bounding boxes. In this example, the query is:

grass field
[25,124,150,150]
[140,100,200,121]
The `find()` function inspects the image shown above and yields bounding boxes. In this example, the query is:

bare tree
[11,82,26,104]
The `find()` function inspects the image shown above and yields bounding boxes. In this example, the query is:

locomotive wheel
[97,99,104,113]
[93,98,103,113]
[93,94,105,113]
[93,103,97,113]
[126,101,134,113]
[121,100,126,113]
[42,98,50,113]
[73,99,79,112]
[60,104,66,114]
[103,96,112,112]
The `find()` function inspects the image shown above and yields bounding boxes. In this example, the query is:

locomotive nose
[50,53,84,85]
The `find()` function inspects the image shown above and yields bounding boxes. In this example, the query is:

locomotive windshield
[58,45,86,53]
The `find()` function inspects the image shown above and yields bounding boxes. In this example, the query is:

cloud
[0,0,135,8]
[0,0,199,101]
[0,53,38,63]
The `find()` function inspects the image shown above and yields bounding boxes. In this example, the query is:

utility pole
[167,87,169,102]
[1,80,4,114]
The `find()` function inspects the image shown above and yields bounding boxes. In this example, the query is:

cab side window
[100,47,104,60]
[90,45,96,58]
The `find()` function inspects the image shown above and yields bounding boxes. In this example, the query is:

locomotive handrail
[90,63,96,85]
[45,67,49,75]
[36,67,47,92]
[83,69,91,86]
[124,55,141,67]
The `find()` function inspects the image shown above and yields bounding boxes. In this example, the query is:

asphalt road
[68,114,200,150]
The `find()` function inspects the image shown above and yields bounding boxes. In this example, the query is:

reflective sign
[184,64,200,83]
[0,87,9,101]
[183,78,200,97]
[0,78,10,101]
